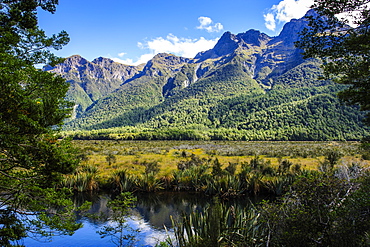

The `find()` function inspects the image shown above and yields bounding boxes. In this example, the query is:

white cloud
[264,13,276,31]
[197,16,224,33]
[198,16,212,27]
[118,52,126,57]
[111,34,218,66]
[111,54,154,66]
[111,57,133,64]
[335,3,370,27]
[265,0,314,31]
[110,17,221,66]
[144,34,218,58]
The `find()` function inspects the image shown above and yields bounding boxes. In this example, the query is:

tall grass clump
[110,170,138,192]
[172,164,210,191]
[172,199,265,247]
[136,173,164,192]
[61,164,99,192]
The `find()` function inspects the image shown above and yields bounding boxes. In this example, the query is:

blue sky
[38,0,314,65]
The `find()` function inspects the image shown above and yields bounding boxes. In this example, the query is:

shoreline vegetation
[60,140,370,246]
[61,140,368,196]
[61,125,369,141]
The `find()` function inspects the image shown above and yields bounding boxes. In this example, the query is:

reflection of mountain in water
[74,191,258,229]
[73,192,213,228]
[24,192,264,246]
[134,192,211,229]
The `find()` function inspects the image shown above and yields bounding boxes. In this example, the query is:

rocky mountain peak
[194,31,239,61]
[151,53,190,65]
[274,14,309,46]
[195,29,272,62]
[142,53,190,77]
[45,55,88,73]
[65,55,88,66]
[92,57,116,67]
[213,31,239,53]
[237,29,271,47]
[304,9,320,19]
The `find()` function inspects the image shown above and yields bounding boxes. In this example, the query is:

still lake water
[22,192,256,247]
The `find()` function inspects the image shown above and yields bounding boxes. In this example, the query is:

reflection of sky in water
[20,192,194,247]
[22,214,174,247]
[129,215,175,246]
[20,192,246,246]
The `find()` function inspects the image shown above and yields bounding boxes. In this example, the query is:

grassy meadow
[64,140,368,195]
[75,140,346,175]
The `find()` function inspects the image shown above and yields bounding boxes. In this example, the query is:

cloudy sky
[38,0,314,65]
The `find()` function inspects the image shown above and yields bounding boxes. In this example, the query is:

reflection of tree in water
[133,192,255,229]
[73,191,260,231]
[73,193,111,225]
[134,192,203,229]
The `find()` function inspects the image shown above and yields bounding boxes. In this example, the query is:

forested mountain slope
[47,11,369,140]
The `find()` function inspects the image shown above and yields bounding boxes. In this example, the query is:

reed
[172,164,210,191]
[205,175,244,197]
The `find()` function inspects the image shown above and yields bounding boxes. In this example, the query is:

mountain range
[46,10,369,141]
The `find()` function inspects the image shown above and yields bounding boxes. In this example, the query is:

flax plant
[110,170,138,192]
[172,199,265,247]
[61,164,99,192]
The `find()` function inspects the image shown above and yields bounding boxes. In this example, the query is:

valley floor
[68,140,368,193]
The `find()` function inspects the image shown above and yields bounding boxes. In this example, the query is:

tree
[0,0,69,65]
[0,1,81,245]
[97,192,139,247]
[261,171,370,246]
[296,1,370,124]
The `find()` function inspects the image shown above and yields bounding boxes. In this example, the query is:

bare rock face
[46,55,143,117]
[141,53,190,77]
[48,55,142,86]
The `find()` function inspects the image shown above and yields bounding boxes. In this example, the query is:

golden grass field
[74,140,367,181]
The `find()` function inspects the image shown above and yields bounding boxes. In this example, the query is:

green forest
[64,80,369,141]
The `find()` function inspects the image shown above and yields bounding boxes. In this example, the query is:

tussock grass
[66,140,368,193]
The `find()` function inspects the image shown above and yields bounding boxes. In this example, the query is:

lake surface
[22,192,257,247]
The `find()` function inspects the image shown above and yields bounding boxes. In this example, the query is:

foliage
[318,149,343,174]
[261,171,370,247]
[106,153,117,166]
[224,162,237,175]
[97,192,139,247]
[0,0,69,65]
[111,170,138,192]
[142,160,160,175]
[61,164,99,192]
[296,0,370,124]
[172,161,370,247]
[65,82,370,141]
[172,198,264,247]
[0,0,83,245]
